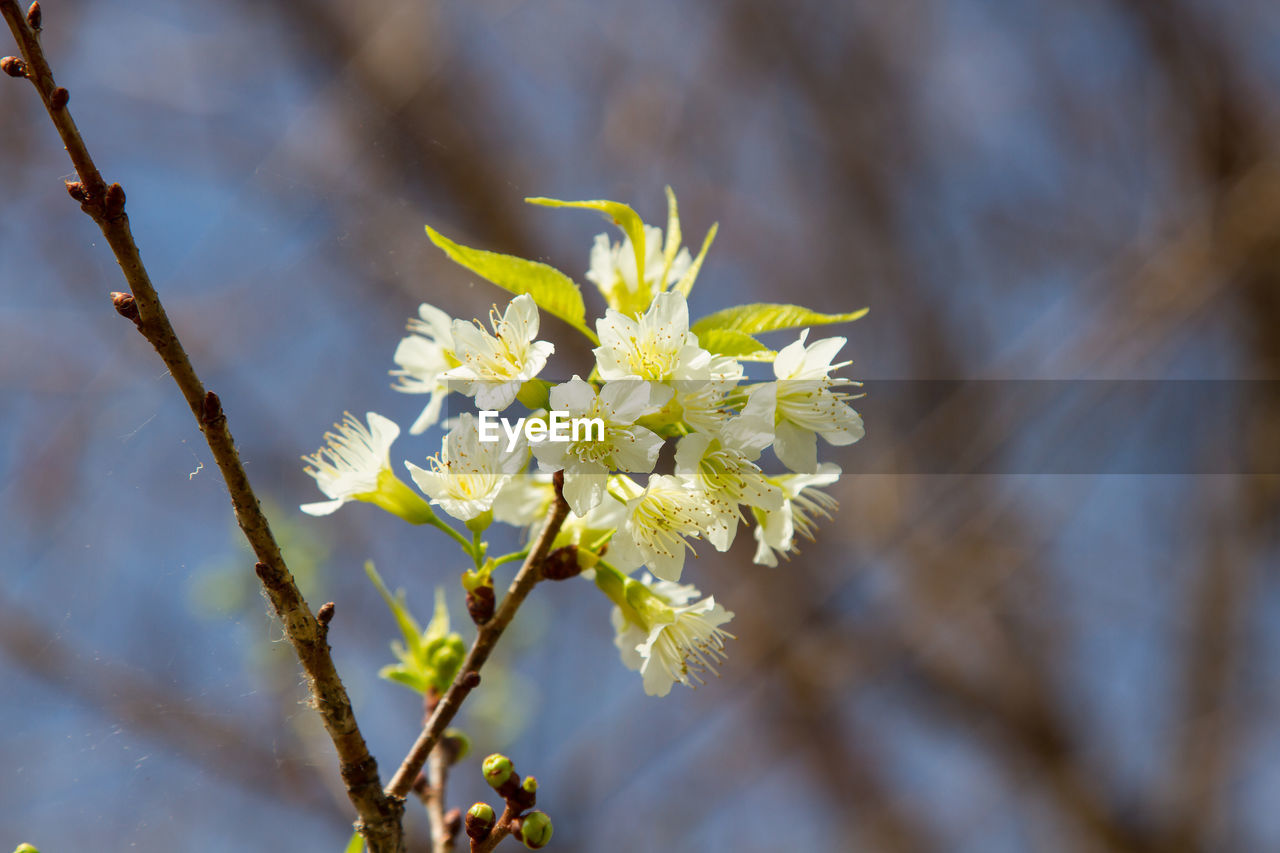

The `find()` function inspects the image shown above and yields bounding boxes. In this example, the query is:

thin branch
[0,5,403,850]
[386,472,571,800]
[421,745,457,853]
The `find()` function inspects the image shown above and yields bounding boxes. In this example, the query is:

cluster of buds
[465,753,553,850]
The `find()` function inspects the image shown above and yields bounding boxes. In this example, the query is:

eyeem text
[477,410,605,452]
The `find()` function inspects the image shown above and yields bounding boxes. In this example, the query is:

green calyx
[594,563,674,632]
[462,561,495,593]
[360,469,438,525]
[465,509,493,536]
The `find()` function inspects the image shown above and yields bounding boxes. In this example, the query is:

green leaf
[691,303,868,337]
[659,186,682,291]
[343,832,364,853]
[365,561,423,659]
[424,225,596,344]
[672,223,718,297]
[423,587,451,644]
[379,665,431,694]
[525,197,648,289]
[696,328,776,361]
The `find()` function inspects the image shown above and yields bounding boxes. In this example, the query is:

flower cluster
[302,190,866,697]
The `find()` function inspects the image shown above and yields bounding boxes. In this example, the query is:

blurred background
[2,0,1279,850]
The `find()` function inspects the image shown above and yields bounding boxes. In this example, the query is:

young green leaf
[660,186,682,291]
[672,222,718,297]
[365,561,423,659]
[423,587,452,644]
[424,225,596,344]
[524,197,648,290]
[378,664,430,694]
[696,328,776,361]
[690,303,868,336]
[343,831,364,853]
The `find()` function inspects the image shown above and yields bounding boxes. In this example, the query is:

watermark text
[477,410,604,452]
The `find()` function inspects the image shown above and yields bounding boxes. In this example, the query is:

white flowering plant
[302,189,867,849]
[2,9,870,848]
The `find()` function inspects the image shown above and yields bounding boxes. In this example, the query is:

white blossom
[440,294,554,411]
[391,304,459,434]
[674,423,783,551]
[752,463,842,566]
[586,224,692,315]
[608,474,714,583]
[531,378,666,516]
[406,413,530,522]
[744,330,864,473]
[301,412,401,516]
[491,470,556,528]
[607,571,734,698]
[593,291,711,383]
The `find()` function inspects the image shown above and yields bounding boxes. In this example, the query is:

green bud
[443,728,471,763]
[431,643,461,673]
[522,776,538,794]
[465,802,496,840]
[14,845,41,853]
[482,753,514,788]
[519,811,553,849]
[461,563,494,592]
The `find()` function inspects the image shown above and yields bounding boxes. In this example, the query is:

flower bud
[466,584,495,625]
[104,182,126,219]
[430,642,461,674]
[444,808,462,839]
[2,56,28,78]
[541,544,581,581]
[316,601,335,627]
[110,291,140,324]
[464,802,495,840]
[482,753,514,788]
[517,811,553,849]
[512,773,538,808]
[442,728,471,763]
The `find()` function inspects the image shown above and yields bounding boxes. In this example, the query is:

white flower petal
[300,499,347,517]
[773,420,818,473]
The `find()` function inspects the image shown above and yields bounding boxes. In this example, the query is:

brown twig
[0,5,403,850]
[419,744,457,853]
[471,802,519,853]
[386,472,571,800]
